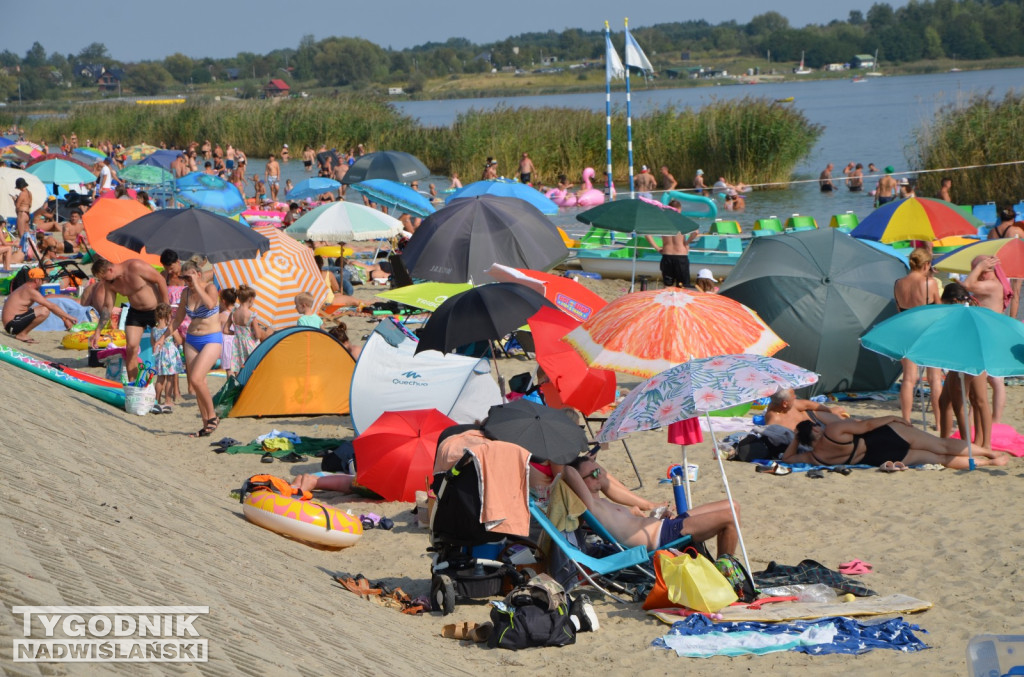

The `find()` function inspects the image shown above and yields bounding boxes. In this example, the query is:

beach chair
[710,220,740,234]
[529,500,648,602]
[580,510,692,560]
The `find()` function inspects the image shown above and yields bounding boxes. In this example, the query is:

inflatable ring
[314,246,354,259]
[242,488,362,549]
[62,330,126,351]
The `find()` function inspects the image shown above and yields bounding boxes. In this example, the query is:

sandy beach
[1,275,1022,676]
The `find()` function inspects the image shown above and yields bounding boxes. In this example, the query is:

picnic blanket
[223,437,344,459]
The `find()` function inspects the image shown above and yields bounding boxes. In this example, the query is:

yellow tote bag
[663,548,738,613]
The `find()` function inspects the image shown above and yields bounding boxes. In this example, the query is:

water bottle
[671,475,688,514]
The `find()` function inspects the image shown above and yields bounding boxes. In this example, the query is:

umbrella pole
[681,446,693,511]
[489,343,506,398]
[703,412,752,575]
[960,372,976,471]
[629,229,638,293]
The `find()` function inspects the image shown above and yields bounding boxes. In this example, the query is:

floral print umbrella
[596,354,818,442]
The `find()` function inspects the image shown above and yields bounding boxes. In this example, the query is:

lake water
[390,68,1024,232]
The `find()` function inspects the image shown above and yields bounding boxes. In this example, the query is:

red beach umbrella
[353,409,456,502]
[486,262,607,322]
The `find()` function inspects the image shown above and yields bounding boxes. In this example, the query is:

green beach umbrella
[377,282,473,312]
[120,164,174,186]
[25,158,97,185]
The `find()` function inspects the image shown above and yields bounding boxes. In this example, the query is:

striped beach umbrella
[125,144,159,161]
[850,197,983,243]
[934,237,1024,276]
[213,225,328,331]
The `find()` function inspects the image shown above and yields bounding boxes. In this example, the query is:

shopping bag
[642,549,683,610]
[123,383,156,416]
[663,547,738,613]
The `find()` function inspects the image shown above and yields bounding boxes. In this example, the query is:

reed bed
[912,91,1024,204]
[21,96,821,187]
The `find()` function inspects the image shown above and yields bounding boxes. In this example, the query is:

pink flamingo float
[546,167,607,207]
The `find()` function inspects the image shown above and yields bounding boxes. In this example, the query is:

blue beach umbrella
[0,137,15,149]
[351,179,436,219]
[175,172,246,216]
[286,177,341,202]
[25,158,98,185]
[446,179,559,216]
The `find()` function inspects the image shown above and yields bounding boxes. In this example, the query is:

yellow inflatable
[558,227,580,249]
[62,330,126,351]
[242,484,362,549]
[314,246,354,259]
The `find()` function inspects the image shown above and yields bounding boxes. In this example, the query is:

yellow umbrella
[212,225,328,330]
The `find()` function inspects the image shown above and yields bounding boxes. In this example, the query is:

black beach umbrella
[483,399,588,464]
[107,207,270,263]
[718,228,906,396]
[402,195,569,284]
[414,283,554,354]
[340,150,430,185]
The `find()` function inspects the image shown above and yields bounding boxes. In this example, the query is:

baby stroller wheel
[431,574,456,616]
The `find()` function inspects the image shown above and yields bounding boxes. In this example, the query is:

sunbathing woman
[783,415,1006,470]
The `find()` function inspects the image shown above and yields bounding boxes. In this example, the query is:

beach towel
[951,422,1024,456]
[994,262,1014,311]
[754,560,876,597]
[653,614,929,657]
[222,438,343,459]
[474,440,531,537]
[34,297,95,331]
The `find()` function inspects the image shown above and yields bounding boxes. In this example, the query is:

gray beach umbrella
[340,151,430,185]
[718,228,907,396]
[107,208,270,263]
[401,195,569,284]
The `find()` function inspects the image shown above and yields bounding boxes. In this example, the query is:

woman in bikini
[893,247,943,427]
[782,415,1006,470]
[154,257,223,437]
[987,206,1024,240]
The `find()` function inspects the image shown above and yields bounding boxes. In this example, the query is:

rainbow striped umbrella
[850,197,983,243]
[212,225,328,331]
[933,236,1024,277]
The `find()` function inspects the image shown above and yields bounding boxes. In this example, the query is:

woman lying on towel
[782,415,1007,470]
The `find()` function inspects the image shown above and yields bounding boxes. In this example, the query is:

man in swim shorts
[634,165,656,200]
[518,152,535,185]
[265,154,281,202]
[2,268,78,343]
[89,256,169,382]
[562,457,739,556]
[875,166,898,206]
[646,207,701,288]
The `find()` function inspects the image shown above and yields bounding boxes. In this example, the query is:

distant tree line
[2,0,1022,101]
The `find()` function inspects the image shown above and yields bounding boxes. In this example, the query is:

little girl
[152,303,185,414]
[219,288,237,377]
[229,285,269,373]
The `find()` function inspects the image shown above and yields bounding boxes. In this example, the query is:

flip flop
[839,559,874,575]
[806,468,825,479]
[260,452,274,463]
[880,461,908,473]
[755,462,792,476]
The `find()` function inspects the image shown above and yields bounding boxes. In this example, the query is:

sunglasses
[583,467,602,480]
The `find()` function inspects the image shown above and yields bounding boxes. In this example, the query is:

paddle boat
[572,233,746,281]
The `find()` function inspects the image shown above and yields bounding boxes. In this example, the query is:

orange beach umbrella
[212,225,328,331]
[81,199,161,265]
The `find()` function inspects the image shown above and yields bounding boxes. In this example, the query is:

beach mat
[952,422,1024,456]
[648,593,932,624]
[223,438,344,459]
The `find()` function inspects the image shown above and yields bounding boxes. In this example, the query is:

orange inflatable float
[239,475,362,549]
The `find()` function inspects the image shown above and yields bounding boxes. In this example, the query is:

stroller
[428,449,539,616]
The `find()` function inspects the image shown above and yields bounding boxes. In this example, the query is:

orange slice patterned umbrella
[212,225,328,331]
[564,288,786,378]
[81,199,161,265]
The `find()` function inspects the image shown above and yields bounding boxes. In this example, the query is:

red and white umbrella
[213,225,328,331]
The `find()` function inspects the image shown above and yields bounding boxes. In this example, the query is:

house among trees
[97,69,123,92]
[852,54,876,69]
[264,79,290,98]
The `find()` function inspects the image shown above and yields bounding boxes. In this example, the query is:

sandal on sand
[441,622,491,641]
[839,559,874,575]
[806,468,825,479]
[755,462,792,476]
[879,461,908,473]
[189,417,220,438]
[161,404,173,414]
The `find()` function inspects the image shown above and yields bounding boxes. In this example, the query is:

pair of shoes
[879,461,908,473]
[569,593,599,632]
[755,462,792,476]
[839,559,873,575]
[828,466,853,476]
[278,451,306,463]
[334,574,382,598]
[189,417,220,438]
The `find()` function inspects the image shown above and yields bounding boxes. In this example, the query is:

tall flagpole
[624,17,635,198]
[604,21,614,200]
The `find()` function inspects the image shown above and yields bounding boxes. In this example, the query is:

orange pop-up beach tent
[82,199,161,265]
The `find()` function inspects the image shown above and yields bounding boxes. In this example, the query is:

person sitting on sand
[764,387,848,430]
[2,268,78,342]
[562,457,740,555]
[782,415,1007,470]
[291,473,355,494]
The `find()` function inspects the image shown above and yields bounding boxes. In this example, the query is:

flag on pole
[623,28,654,73]
[605,32,624,81]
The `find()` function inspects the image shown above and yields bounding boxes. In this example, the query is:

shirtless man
[518,152,535,185]
[843,163,864,191]
[332,160,348,198]
[764,387,847,430]
[200,140,212,160]
[562,458,739,556]
[693,169,708,196]
[280,144,290,163]
[14,178,33,237]
[660,166,677,191]
[646,202,700,287]
[893,247,943,427]
[88,256,169,382]
[819,163,835,192]
[875,166,898,206]
[964,255,1009,424]
[936,177,952,202]
[264,154,281,202]
[2,268,77,342]
[634,165,657,199]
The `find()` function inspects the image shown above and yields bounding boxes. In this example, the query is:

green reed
[912,91,1024,205]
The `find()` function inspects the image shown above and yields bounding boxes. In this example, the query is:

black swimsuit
[817,426,910,467]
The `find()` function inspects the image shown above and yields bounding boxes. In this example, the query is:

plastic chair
[710,220,740,234]
[753,217,783,233]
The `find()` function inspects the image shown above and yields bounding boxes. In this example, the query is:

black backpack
[487,574,576,650]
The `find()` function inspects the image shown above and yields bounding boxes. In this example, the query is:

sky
[8,0,910,63]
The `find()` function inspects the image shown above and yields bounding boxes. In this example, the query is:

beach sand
[1,276,1022,676]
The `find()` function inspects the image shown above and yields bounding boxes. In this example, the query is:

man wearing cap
[634,165,656,199]
[2,268,77,343]
[13,178,33,237]
[875,166,898,206]
[693,169,708,196]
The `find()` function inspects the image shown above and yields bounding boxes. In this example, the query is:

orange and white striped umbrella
[213,225,328,331]
[564,288,786,378]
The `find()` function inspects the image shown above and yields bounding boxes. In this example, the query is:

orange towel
[473,441,531,537]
